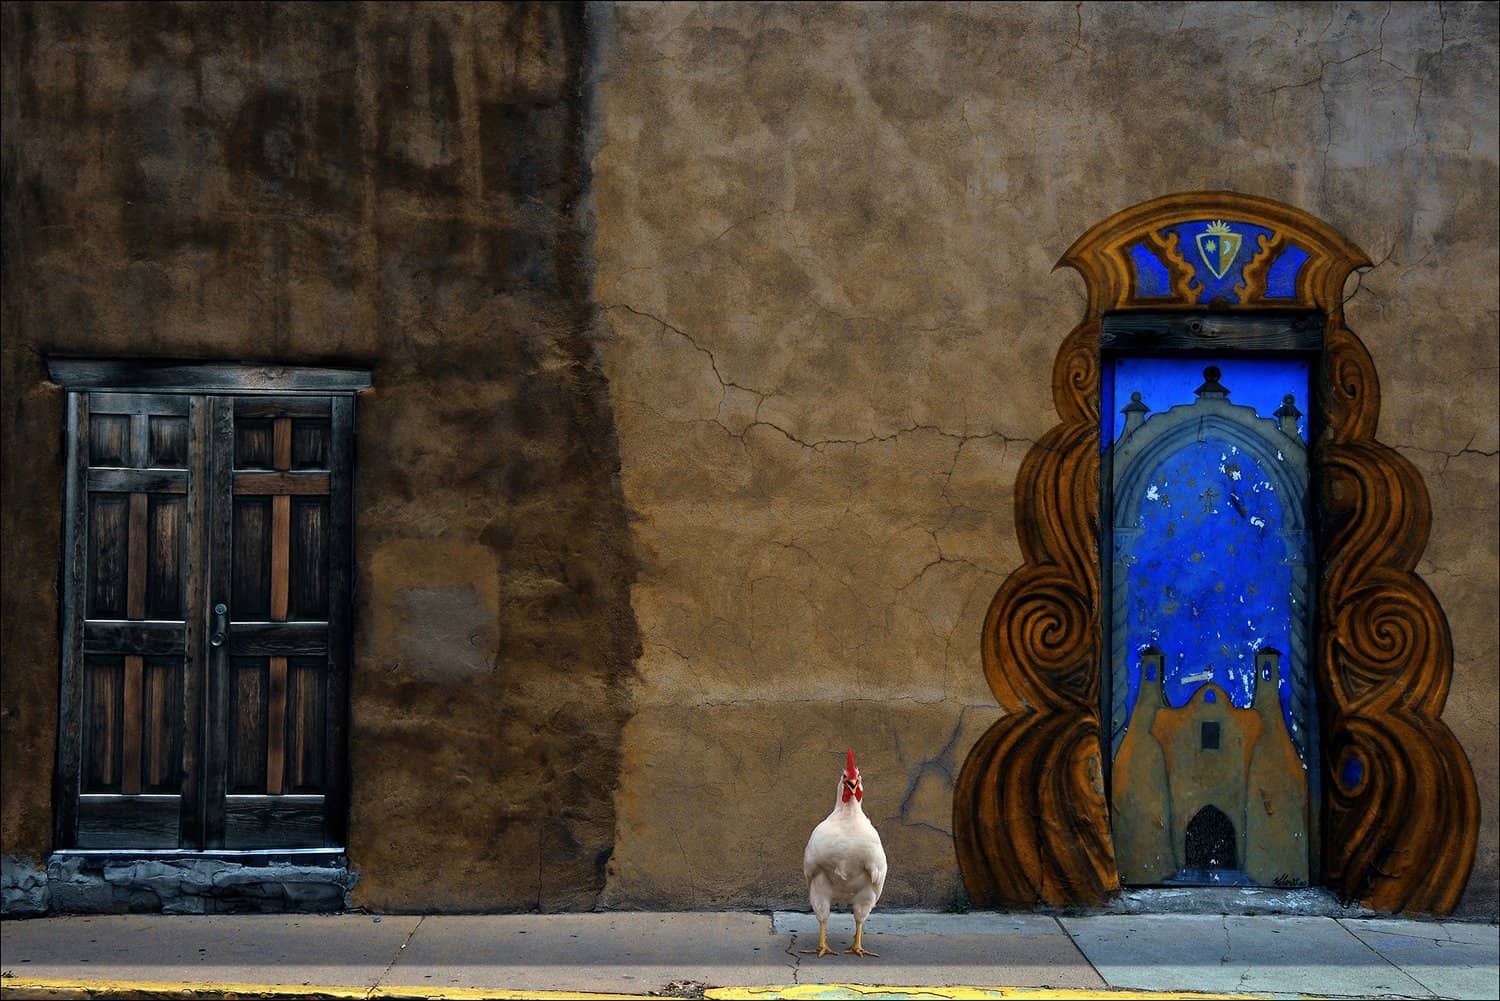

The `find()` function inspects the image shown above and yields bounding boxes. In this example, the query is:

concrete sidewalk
[0,911,1495,1000]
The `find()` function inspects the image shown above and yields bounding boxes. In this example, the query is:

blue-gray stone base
[2,853,358,916]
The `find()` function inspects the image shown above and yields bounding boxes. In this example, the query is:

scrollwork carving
[1236,230,1287,304]
[1142,229,1200,303]
[1325,711,1478,912]
[954,700,1118,905]
[1317,318,1477,912]
[1330,574,1451,709]
[984,565,1096,709]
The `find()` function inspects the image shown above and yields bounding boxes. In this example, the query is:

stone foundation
[1,854,357,917]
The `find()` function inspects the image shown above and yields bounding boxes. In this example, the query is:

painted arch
[952,191,1479,913]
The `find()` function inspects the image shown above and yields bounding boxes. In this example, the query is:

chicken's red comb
[845,748,858,778]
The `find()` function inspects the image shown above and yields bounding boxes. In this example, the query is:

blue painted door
[1104,357,1317,887]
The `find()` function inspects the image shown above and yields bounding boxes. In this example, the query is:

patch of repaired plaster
[368,540,500,680]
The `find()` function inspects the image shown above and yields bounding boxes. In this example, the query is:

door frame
[49,360,370,860]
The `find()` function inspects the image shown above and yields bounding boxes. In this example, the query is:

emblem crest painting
[1196,220,1242,280]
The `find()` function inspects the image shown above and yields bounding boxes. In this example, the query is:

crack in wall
[637,695,996,711]
[1248,3,1466,204]
[1064,2,1093,63]
[894,704,996,834]
[636,545,1006,730]
[896,531,993,594]
[606,293,1028,703]
[1396,436,1500,477]
[605,301,1038,450]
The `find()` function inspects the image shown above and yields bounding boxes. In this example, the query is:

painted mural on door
[1105,360,1315,887]
[954,193,1479,914]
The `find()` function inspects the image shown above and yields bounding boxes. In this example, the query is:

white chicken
[801,748,887,958]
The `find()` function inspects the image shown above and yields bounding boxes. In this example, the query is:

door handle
[211,603,228,647]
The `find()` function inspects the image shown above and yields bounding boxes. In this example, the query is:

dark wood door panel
[225,655,327,798]
[224,796,329,849]
[231,496,274,619]
[85,620,189,656]
[226,623,329,657]
[146,495,186,619]
[81,654,124,794]
[228,656,269,795]
[141,657,185,794]
[76,795,182,850]
[86,493,130,619]
[64,391,205,848]
[79,653,185,798]
[284,658,327,794]
[86,469,188,494]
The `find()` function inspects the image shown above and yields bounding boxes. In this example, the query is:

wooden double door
[54,370,360,852]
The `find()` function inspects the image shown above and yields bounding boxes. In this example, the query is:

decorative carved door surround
[952,192,1479,913]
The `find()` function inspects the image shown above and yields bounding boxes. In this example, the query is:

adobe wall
[1,1,637,911]
[3,1,1496,918]
[591,2,1499,914]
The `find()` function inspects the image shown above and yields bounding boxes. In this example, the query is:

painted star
[1204,239,1217,251]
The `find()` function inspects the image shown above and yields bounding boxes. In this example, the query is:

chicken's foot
[799,921,837,958]
[844,920,879,958]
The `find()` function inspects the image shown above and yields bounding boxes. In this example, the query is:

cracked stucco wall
[592,2,1499,914]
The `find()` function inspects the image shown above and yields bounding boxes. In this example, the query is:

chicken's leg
[801,876,836,957]
[844,918,879,958]
[800,919,836,958]
[846,890,880,957]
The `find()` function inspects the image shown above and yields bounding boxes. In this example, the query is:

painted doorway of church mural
[1101,326,1320,888]
[954,193,1478,914]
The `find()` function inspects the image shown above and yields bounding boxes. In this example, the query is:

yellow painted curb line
[0,980,1289,1001]
[0,978,644,1001]
[706,989,1279,1000]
